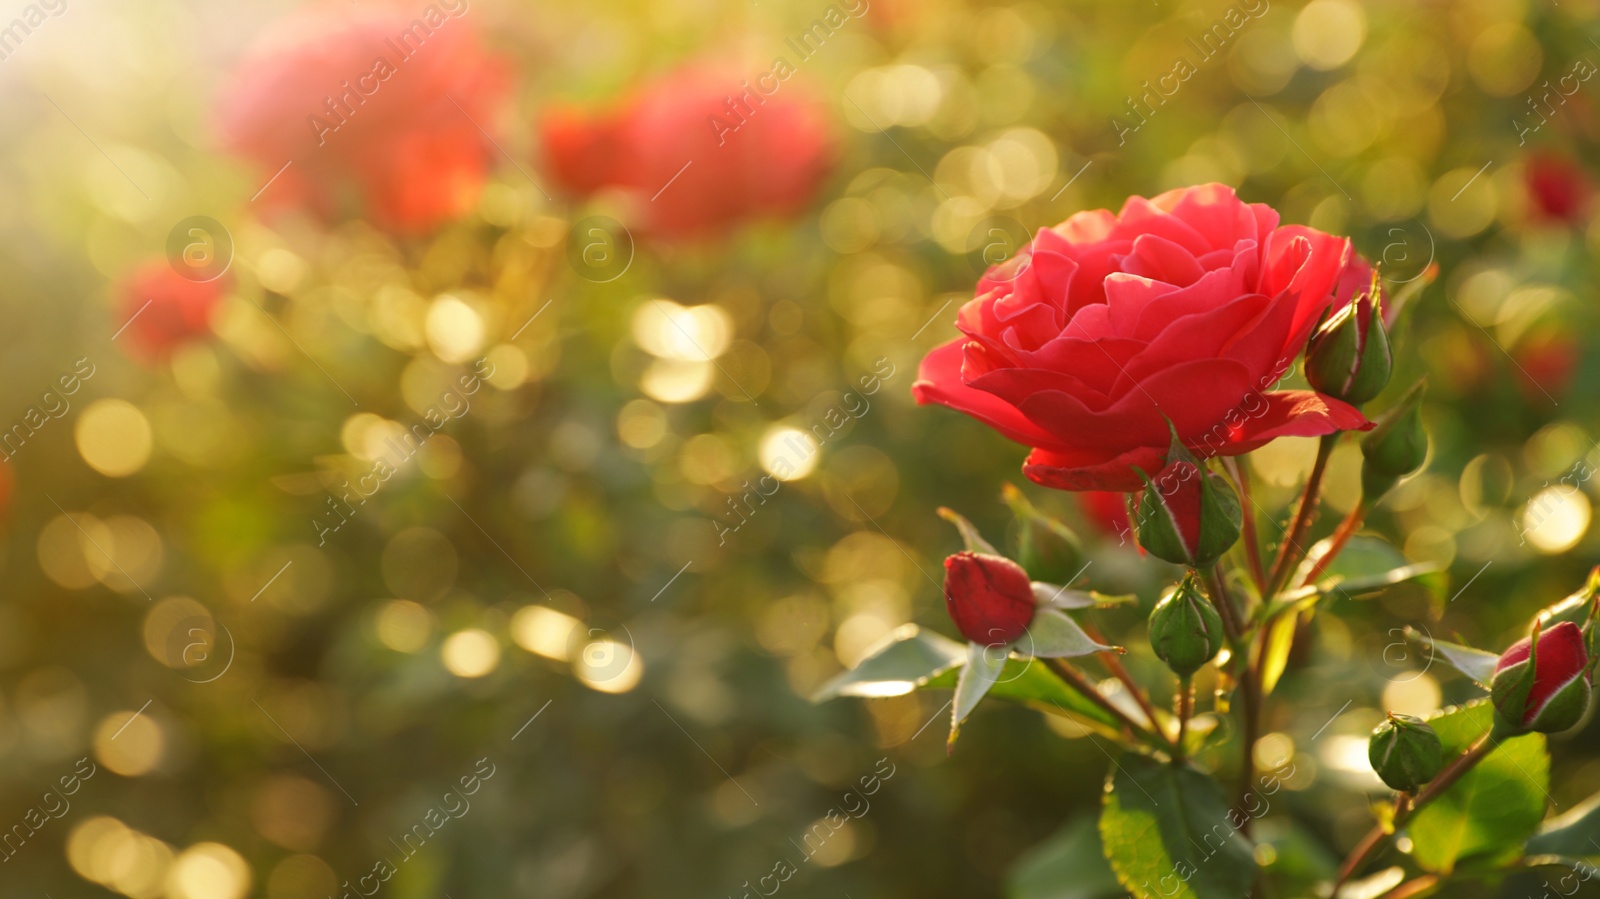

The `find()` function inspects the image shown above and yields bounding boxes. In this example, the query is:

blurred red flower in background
[215,2,509,233]
[539,65,836,238]
[914,184,1373,492]
[1524,152,1591,225]
[116,262,226,362]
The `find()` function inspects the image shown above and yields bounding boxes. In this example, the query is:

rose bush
[913,183,1377,491]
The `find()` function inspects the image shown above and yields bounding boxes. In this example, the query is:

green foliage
[1007,816,1123,899]
[1099,755,1255,899]
[1407,702,1550,874]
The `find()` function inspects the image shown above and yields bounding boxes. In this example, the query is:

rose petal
[913,340,1071,451]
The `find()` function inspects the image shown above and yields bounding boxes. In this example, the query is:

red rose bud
[943,552,1036,646]
[1368,713,1443,793]
[1305,273,1391,406]
[1002,484,1083,585]
[1490,620,1593,734]
[1148,574,1224,677]
[1359,381,1427,500]
[1133,448,1241,568]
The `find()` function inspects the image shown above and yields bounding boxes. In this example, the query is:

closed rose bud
[1133,454,1241,569]
[1490,620,1593,735]
[1360,381,1427,500]
[1368,713,1443,793]
[1148,575,1225,677]
[1003,484,1084,585]
[944,552,1036,646]
[1305,276,1391,406]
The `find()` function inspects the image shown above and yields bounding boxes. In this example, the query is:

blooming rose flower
[539,65,835,238]
[116,262,226,362]
[913,184,1375,492]
[215,3,508,233]
[944,552,1036,646]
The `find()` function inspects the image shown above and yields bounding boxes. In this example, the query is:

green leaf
[1099,754,1256,899]
[1031,583,1136,610]
[811,625,964,701]
[1293,534,1444,600]
[923,659,1122,734]
[1406,701,1549,874]
[1526,789,1600,860]
[1022,609,1115,659]
[1404,627,1499,689]
[1258,611,1300,696]
[952,641,1008,743]
[1007,815,1124,899]
[939,506,1000,555]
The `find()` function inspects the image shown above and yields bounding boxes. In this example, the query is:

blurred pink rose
[117,262,226,362]
[539,65,836,238]
[215,2,508,233]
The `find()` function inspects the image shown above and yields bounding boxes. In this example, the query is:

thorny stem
[1331,737,1494,894]
[1267,433,1337,596]
[1041,658,1172,751]
[1297,501,1368,589]
[1084,621,1163,732]
[1225,456,1270,597]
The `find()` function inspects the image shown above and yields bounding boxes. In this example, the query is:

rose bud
[1368,713,1443,793]
[1305,273,1391,406]
[1003,484,1083,586]
[944,552,1036,647]
[1132,439,1242,568]
[1148,574,1225,677]
[1490,620,1593,735]
[1359,381,1427,500]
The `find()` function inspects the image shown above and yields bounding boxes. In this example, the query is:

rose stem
[1267,433,1337,596]
[1225,456,1269,596]
[1041,658,1171,751]
[1173,675,1193,766]
[1331,737,1494,892]
[1083,621,1163,733]
[1296,500,1368,589]
[1205,566,1262,838]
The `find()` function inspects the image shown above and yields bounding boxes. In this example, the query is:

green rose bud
[1132,428,1241,568]
[1305,275,1391,406]
[1002,484,1084,586]
[1360,381,1427,500]
[1368,713,1444,793]
[1148,574,1225,678]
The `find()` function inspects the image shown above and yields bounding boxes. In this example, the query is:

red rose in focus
[944,552,1035,646]
[914,184,1374,492]
[539,65,835,239]
[215,3,508,233]
[117,262,226,362]
[1524,153,1590,225]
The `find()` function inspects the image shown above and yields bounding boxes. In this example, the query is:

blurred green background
[2,0,1600,896]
